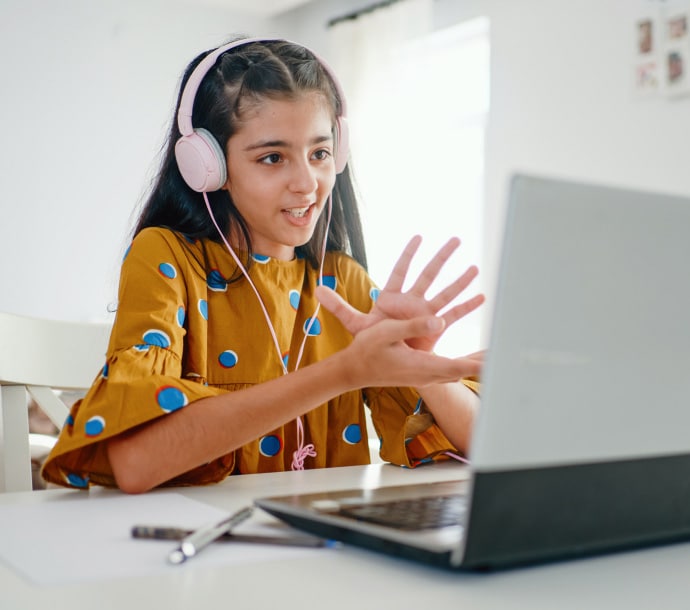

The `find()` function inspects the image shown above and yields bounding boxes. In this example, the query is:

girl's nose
[288,160,318,194]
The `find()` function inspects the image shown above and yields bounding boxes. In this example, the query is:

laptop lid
[462,173,690,568]
[474,173,690,470]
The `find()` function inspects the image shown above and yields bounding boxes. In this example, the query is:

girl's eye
[260,153,282,165]
[312,149,331,161]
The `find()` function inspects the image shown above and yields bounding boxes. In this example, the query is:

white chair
[0,312,111,492]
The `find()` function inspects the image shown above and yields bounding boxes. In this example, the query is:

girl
[42,38,484,494]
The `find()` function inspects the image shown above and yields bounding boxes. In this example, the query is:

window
[345,18,490,356]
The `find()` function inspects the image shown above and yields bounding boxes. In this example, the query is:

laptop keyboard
[337,494,467,531]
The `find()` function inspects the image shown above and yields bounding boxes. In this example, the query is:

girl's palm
[317,236,485,353]
[373,236,484,351]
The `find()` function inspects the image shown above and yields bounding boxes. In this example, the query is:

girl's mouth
[284,206,311,218]
[282,204,316,222]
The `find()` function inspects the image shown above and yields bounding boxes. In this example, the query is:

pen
[132,525,332,548]
[167,506,254,565]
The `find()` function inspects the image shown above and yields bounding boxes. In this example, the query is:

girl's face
[224,92,337,261]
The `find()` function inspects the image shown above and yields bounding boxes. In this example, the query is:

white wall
[2,0,688,323]
[279,0,690,306]
[436,0,690,295]
[0,0,268,322]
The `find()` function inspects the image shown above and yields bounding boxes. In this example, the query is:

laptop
[256,174,690,570]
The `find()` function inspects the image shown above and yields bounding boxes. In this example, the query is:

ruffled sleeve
[365,380,479,468]
[42,228,231,489]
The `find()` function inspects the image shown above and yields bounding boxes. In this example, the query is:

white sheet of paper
[0,492,321,586]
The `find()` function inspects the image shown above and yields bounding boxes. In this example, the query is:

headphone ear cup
[334,116,349,174]
[174,128,228,192]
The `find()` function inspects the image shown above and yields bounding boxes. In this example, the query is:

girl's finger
[408,237,461,298]
[374,314,446,345]
[440,293,486,329]
[315,285,366,334]
[463,349,486,362]
[382,235,422,293]
[429,265,479,311]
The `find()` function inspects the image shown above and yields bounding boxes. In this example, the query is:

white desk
[1,462,688,609]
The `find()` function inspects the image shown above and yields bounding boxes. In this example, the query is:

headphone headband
[174,37,350,192]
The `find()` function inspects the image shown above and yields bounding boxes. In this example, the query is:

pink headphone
[174,37,350,193]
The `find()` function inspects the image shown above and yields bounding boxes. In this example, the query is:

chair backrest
[0,312,112,492]
[0,312,112,389]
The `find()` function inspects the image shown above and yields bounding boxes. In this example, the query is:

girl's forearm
[108,315,478,493]
[108,350,354,494]
[416,381,478,454]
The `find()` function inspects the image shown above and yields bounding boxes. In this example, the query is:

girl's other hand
[338,314,482,389]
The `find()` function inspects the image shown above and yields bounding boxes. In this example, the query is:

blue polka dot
[207,269,227,292]
[66,473,89,488]
[282,351,289,368]
[65,414,75,427]
[318,275,337,290]
[303,317,321,336]
[176,305,185,327]
[85,416,105,437]
[101,363,109,379]
[156,386,188,413]
[158,262,177,279]
[413,397,423,414]
[259,435,283,457]
[289,290,300,310]
[370,287,380,302]
[134,344,150,352]
[143,329,171,348]
[198,299,208,320]
[252,254,270,264]
[218,350,238,368]
[342,424,362,445]
[122,244,132,262]
[176,306,185,327]
[183,234,197,244]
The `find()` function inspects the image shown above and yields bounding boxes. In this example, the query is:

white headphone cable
[202,192,333,469]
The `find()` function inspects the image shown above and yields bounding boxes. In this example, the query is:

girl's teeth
[287,207,309,218]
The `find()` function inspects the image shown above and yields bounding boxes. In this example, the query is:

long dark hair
[133,38,367,273]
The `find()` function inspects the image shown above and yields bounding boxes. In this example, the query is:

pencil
[167,506,255,564]
[131,525,334,548]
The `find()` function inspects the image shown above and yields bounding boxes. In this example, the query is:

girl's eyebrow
[243,134,333,152]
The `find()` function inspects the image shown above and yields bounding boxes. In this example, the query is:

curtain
[328,1,433,223]
[328,0,433,123]
[328,1,489,357]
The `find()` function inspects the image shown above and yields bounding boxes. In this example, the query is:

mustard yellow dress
[43,227,476,489]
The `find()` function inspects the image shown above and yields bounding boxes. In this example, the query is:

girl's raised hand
[316,235,485,353]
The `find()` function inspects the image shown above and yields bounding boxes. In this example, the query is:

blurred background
[1,0,688,357]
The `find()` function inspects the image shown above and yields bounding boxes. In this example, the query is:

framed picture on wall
[663,10,690,97]
[633,15,661,96]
